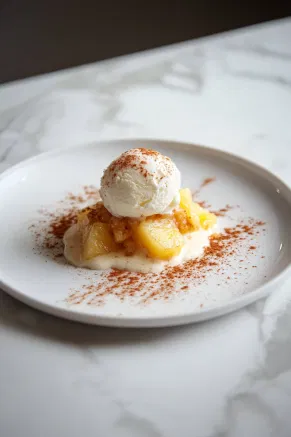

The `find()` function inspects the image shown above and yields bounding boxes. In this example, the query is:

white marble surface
[1,17,291,437]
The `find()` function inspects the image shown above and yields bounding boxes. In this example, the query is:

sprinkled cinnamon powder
[136,148,164,157]
[66,219,266,306]
[59,185,100,206]
[210,204,234,217]
[194,176,216,197]
[197,200,211,209]
[29,179,267,307]
[30,185,100,259]
[256,221,265,226]
[201,177,216,188]
[102,148,173,183]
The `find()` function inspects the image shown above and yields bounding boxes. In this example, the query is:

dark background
[0,0,290,84]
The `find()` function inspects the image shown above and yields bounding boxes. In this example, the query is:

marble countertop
[1,17,291,437]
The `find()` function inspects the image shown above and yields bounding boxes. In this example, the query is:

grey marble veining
[1,17,291,437]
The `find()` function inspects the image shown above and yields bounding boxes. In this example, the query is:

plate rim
[1,138,291,327]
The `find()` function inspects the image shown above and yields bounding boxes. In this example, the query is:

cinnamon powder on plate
[66,219,266,306]
[29,182,267,306]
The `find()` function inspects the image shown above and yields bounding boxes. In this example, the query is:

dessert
[63,148,217,273]
[100,148,181,218]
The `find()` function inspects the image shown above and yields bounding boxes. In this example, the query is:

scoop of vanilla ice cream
[100,148,181,218]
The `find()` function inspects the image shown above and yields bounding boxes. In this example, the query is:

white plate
[0,139,291,327]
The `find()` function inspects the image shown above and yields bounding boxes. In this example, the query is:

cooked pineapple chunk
[179,188,217,231]
[188,204,201,230]
[77,207,91,225]
[110,217,132,243]
[191,202,204,215]
[199,212,217,230]
[78,203,112,225]
[82,222,118,260]
[179,188,200,232]
[179,188,193,213]
[134,217,184,260]
[173,209,189,234]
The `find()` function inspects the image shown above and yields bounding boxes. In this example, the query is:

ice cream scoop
[100,148,181,218]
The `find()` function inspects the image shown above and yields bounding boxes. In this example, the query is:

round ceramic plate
[0,139,291,327]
